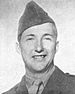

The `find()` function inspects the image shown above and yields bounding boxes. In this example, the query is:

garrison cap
[18,1,55,41]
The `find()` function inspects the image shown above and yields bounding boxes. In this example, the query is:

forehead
[22,23,56,37]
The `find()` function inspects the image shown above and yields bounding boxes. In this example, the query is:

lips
[32,55,47,61]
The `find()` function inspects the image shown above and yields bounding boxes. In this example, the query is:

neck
[25,60,54,79]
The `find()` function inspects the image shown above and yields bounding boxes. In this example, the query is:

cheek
[43,40,56,50]
[20,41,35,55]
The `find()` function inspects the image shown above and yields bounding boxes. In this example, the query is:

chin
[30,64,48,73]
[34,66,45,71]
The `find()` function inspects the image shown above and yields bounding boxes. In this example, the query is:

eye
[45,38,51,40]
[26,38,34,41]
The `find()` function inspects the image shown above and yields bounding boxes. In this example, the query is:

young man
[2,1,75,94]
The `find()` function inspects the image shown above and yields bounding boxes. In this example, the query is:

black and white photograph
[0,0,75,94]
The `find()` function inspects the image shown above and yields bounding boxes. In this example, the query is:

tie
[36,81,43,94]
[28,81,43,94]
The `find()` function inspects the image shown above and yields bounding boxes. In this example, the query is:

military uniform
[2,66,75,94]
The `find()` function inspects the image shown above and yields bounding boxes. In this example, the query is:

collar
[25,65,55,88]
[17,66,65,94]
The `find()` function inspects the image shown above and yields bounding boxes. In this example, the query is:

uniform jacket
[2,66,75,94]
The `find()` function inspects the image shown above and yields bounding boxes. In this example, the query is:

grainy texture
[2,66,75,94]
[0,0,75,93]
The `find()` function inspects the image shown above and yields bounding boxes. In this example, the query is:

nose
[35,40,44,53]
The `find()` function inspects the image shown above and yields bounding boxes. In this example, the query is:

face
[19,23,58,72]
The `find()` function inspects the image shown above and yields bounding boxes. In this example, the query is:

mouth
[32,55,47,61]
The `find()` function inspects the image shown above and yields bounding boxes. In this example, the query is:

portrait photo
[0,0,75,94]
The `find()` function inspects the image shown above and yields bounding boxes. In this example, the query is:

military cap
[18,0,55,41]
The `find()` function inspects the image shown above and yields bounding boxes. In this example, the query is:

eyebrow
[25,33,54,38]
[43,33,54,37]
[26,34,35,37]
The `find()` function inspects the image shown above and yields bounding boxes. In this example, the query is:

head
[16,1,59,74]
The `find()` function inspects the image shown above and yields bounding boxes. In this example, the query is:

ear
[16,42,21,54]
[56,41,59,53]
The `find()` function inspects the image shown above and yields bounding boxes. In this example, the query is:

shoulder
[65,73,75,83]
[58,67,75,86]
[2,75,27,94]
[62,73,75,93]
[55,66,75,82]
[60,70,75,92]
[2,83,19,94]
[65,73,75,85]
[53,66,75,92]
[65,73,75,78]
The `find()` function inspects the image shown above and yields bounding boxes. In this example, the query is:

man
[2,1,75,94]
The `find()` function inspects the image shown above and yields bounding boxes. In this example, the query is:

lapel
[16,66,62,94]
[16,75,28,94]
[41,66,66,94]
[16,66,70,94]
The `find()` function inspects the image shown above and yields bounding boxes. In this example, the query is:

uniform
[2,66,75,94]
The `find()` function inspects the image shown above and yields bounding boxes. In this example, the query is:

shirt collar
[25,65,55,88]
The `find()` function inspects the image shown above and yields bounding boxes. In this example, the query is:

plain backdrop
[0,0,75,93]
